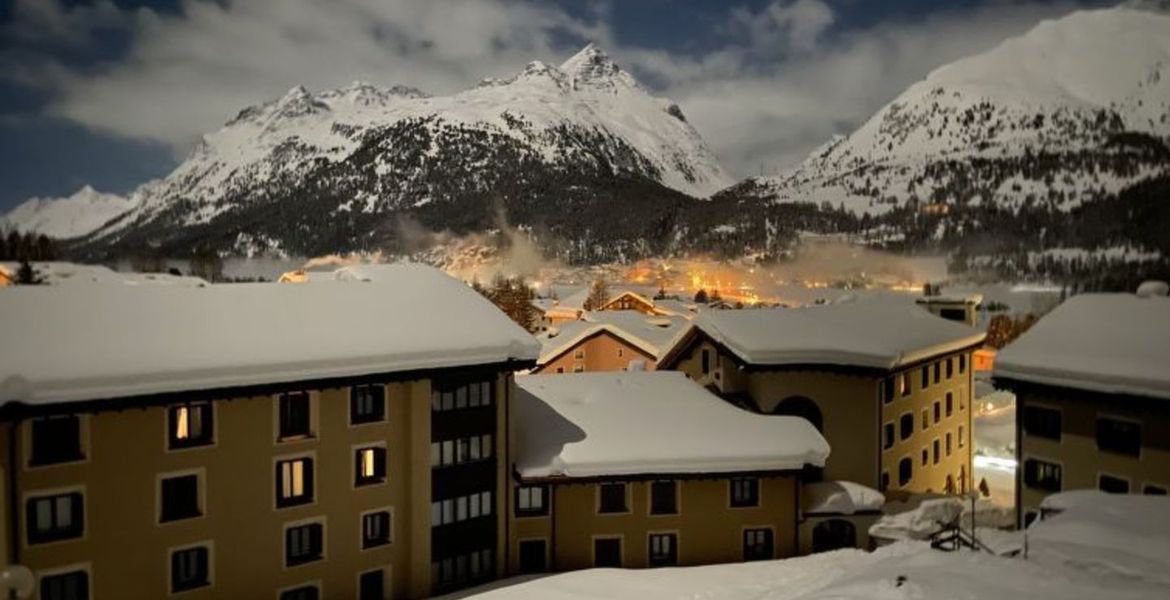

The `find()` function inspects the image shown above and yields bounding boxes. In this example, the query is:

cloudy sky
[0,0,1114,211]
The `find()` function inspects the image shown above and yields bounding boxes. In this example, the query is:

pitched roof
[535,310,688,364]
[514,372,829,478]
[664,303,985,370]
[0,264,540,406]
[994,293,1170,400]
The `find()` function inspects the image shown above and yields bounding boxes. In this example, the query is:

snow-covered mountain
[67,44,731,257]
[1,186,132,239]
[729,5,1170,216]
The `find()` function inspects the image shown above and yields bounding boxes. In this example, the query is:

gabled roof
[660,303,985,370]
[601,290,655,310]
[995,293,1170,400]
[514,372,829,478]
[0,264,540,406]
[535,311,688,365]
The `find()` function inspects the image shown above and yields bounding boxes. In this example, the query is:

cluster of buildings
[0,263,1164,599]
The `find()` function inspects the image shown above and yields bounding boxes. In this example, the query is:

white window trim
[275,580,322,600]
[273,451,317,511]
[167,539,215,596]
[359,506,395,551]
[348,384,389,428]
[272,390,320,445]
[156,467,207,526]
[35,561,92,600]
[22,484,87,548]
[282,516,327,570]
[23,414,91,470]
[351,441,389,490]
[164,401,218,454]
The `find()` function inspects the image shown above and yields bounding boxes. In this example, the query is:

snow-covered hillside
[2,186,132,239]
[736,5,1170,215]
[70,44,730,255]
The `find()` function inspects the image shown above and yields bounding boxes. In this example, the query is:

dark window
[358,570,384,600]
[648,533,678,567]
[933,362,941,384]
[921,448,928,466]
[945,393,953,417]
[812,519,857,553]
[30,416,83,466]
[516,485,549,517]
[355,446,387,486]
[880,471,890,492]
[939,308,966,322]
[959,354,966,373]
[898,457,912,487]
[883,378,894,403]
[1096,417,1141,457]
[933,439,940,464]
[743,528,773,561]
[883,422,895,450]
[946,433,953,456]
[650,481,678,515]
[278,392,312,439]
[921,409,929,430]
[276,457,314,507]
[1023,458,1062,492]
[362,511,391,548]
[946,358,954,379]
[279,585,320,600]
[285,522,324,566]
[921,367,929,389]
[1022,405,1062,440]
[899,413,913,441]
[518,539,548,573]
[40,570,88,600]
[1098,474,1130,494]
[1144,484,1168,496]
[599,483,627,513]
[594,538,622,567]
[350,385,386,424]
[730,478,759,507]
[26,492,83,544]
[431,380,493,412]
[701,349,711,375]
[170,546,210,592]
[160,474,201,522]
[168,402,213,449]
[933,401,941,423]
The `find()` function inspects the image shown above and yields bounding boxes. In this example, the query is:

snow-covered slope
[2,186,132,239]
[735,5,1170,215]
[78,44,731,255]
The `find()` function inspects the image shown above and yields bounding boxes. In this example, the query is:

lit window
[276,457,314,507]
[355,447,387,486]
[901,373,911,397]
[169,402,213,449]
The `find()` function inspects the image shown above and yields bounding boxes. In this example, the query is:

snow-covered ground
[446,492,1168,600]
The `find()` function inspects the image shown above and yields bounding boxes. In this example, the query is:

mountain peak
[560,43,621,85]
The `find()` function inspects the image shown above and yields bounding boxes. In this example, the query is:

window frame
[277,582,322,600]
[167,401,215,451]
[517,538,549,574]
[515,484,549,517]
[158,469,205,524]
[882,422,895,450]
[647,532,679,567]
[1022,456,1062,492]
[1021,403,1062,441]
[1097,472,1131,494]
[27,415,86,468]
[284,518,326,568]
[592,536,623,568]
[649,480,679,516]
[353,443,388,488]
[359,507,393,550]
[1095,414,1141,457]
[25,487,85,545]
[898,456,913,487]
[729,477,760,508]
[275,453,316,509]
[742,527,774,561]
[168,541,213,594]
[349,384,387,426]
[36,563,91,600]
[275,391,316,443]
[899,412,914,441]
[597,482,629,515]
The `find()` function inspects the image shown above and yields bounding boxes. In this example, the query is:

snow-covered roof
[668,303,985,370]
[915,293,983,305]
[0,264,540,406]
[994,293,1170,400]
[0,262,209,288]
[536,311,688,363]
[513,372,829,478]
[802,481,885,515]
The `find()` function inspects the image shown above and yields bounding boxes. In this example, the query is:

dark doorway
[772,396,823,432]
[812,519,857,553]
[519,539,548,573]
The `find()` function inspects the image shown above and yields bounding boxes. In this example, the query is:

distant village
[0,249,1167,600]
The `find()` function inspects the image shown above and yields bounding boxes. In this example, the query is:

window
[946,358,953,379]
[160,474,201,522]
[516,485,548,517]
[1022,405,1062,440]
[168,402,213,449]
[170,545,210,592]
[518,540,547,573]
[701,349,711,375]
[26,492,83,544]
[30,416,83,466]
[882,422,894,450]
[883,378,895,403]
[650,481,677,515]
[358,570,384,600]
[573,364,585,373]
[730,478,759,508]
[1023,458,1061,492]
[594,538,622,568]
[599,483,627,514]
[575,348,585,360]
[354,446,387,487]
[901,373,911,397]
[361,510,391,549]
[648,533,678,567]
[921,448,928,466]
[277,392,312,440]
[959,354,966,374]
[880,471,890,492]
[285,522,324,566]
[958,425,965,448]
[933,362,940,384]
[1144,484,1168,496]
[945,393,953,417]
[899,413,913,441]
[350,385,386,424]
[40,570,88,600]
[898,457,912,487]
[920,367,929,389]
[933,439,940,465]
[430,434,492,468]
[431,492,492,527]
[921,409,929,430]
[279,585,319,600]
[555,367,564,373]
[945,432,952,457]
[431,381,493,413]
[276,457,314,507]
[617,348,624,358]
[1099,474,1130,494]
[933,401,941,424]
[1096,417,1141,457]
[743,529,773,561]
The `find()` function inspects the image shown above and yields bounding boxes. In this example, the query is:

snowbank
[0,264,540,405]
[803,481,885,515]
[995,293,1170,400]
[514,372,829,478]
[678,303,985,369]
[870,496,1015,542]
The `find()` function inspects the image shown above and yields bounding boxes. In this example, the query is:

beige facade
[534,330,658,374]
[506,475,800,573]
[1012,384,1170,523]
[664,335,975,495]
[1,370,515,600]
